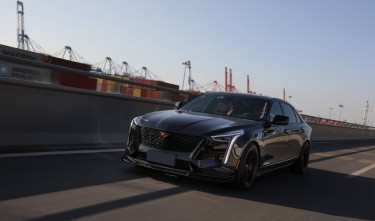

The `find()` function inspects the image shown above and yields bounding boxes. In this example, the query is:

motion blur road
[1,141,374,221]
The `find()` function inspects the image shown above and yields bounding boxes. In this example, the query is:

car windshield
[181,93,268,121]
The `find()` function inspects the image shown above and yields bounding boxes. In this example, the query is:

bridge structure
[0,52,374,221]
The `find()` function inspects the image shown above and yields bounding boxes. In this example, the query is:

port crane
[17,1,47,53]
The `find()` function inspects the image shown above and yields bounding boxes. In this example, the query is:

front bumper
[122,153,236,183]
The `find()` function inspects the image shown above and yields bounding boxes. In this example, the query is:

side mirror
[273,115,289,125]
[174,102,184,109]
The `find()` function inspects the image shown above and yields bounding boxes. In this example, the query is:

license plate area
[147,150,176,166]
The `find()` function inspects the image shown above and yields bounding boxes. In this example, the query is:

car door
[261,101,290,166]
[280,102,302,159]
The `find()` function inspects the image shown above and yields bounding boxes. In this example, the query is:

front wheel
[291,142,310,174]
[234,144,259,190]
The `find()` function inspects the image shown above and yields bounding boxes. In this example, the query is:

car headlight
[130,117,139,129]
[127,117,140,155]
[210,130,244,150]
[209,130,244,165]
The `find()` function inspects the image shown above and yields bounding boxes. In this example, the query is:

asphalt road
[0,141,374,221]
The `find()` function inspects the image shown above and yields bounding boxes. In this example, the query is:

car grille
[140,126,203,153]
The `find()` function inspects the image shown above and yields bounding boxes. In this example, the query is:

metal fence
[301,114,375,130]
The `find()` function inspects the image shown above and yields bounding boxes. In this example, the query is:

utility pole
[339,104,344,121]
[182,60,191,90]
[329,108,333,119]
[362,101,369,126]
[17,1,26,49]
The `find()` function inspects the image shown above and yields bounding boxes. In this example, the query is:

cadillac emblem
[160,131,170,138]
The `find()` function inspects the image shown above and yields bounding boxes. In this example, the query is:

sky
[1,0,375,125]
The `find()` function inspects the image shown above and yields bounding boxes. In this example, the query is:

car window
[268,101,283,122]
[181,93,268,121]
[281,103,297,123]
[295,112,302,123]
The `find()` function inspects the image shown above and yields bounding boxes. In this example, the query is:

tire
[291,142,310,174]
[235,144,259,190]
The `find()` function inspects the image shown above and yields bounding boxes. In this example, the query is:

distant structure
[182,60,191,90]
[16,1,46,53]
[103,57,118,75]
[140,67,162,81]
[362,101,369,126]
[17,0,27,50]
[52,46,90,64]
[120,62,134,77]
[200,81,225,92]
[62,46,75,61]
[224,67,240,92]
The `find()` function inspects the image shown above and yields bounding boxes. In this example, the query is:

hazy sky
[1,0,375,125]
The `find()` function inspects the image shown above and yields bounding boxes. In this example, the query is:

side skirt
[256,158,297,176]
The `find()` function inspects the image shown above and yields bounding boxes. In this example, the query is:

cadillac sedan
[122,92,312,189]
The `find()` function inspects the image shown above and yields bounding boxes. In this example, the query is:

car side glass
[281,103,297,123]
[268,101,283,122]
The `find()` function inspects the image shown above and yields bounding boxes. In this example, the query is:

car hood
[138,110,260,136]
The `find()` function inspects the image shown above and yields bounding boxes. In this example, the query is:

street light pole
[182,60,191,90]
[339,104,344,121]
[329,108,333,119]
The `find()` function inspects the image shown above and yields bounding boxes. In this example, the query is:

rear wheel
[235,144,259,190]
[291,142,310,174]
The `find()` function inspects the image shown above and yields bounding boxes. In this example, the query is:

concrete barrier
[1,77,375,150]
[309,123,375,141]
[0,77,173,149]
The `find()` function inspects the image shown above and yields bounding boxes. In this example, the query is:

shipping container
[140,89,148,98]
[121,88,134,96]
[171,93,185,102]
[106,81,121,94]
[156,80,179,90]
[96,79,109,92]
[42,55,97,90]
[147,90,162,100]
[44,55,91,71]
[55,72,97,90]
[133,88,141,97]
[129,78,163,89]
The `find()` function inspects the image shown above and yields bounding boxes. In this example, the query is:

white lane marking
[0,149,124,158]
[312,152,332,157]
[347,164,375,178]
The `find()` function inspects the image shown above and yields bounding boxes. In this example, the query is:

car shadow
[0,152,145,201]
[142,166,374,220]
[1,151,374,220]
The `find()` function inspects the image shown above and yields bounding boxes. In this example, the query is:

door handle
[283,129,291,134]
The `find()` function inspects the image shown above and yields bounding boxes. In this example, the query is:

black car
[122,92,312,189]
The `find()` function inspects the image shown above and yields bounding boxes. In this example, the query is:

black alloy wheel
[235,144,259,190]
[291,142,310,174]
